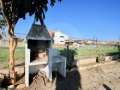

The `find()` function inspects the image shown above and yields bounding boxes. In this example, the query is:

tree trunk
[0,0,17,85]
[8,24,17,86]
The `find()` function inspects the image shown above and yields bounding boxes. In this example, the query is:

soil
[27,70,81,90]
[1,61,120,90]
[80,61,120,90]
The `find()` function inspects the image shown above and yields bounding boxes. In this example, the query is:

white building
[53,31,69,45]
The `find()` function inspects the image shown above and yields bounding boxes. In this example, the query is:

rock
[46,82,52,88]
[0,78,3,82]
[16,84,26,90]
[0,74,4,86]
[8,85,14,90]
[0,74,4,79]
[0,88,6,90]
[0,79,2,86]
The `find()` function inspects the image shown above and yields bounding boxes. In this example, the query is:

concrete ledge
[77,58,96,65]
[79,61,117,70]
[77,55,120,66]
[105,56,112,61]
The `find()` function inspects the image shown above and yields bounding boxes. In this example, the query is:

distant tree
[0,14,6,46]
[116,41,120,55]
[0,0,62,86]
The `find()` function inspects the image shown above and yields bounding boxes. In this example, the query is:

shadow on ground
[103,84,112,90]
[54,48,82,90]
[0,73,25,89]
[53,67,82,90]
[15,62,25,67]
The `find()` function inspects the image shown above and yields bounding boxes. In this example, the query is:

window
[60,36,64,38]
[60,41,64,42]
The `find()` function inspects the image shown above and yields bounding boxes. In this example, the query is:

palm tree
[0,0,62,86]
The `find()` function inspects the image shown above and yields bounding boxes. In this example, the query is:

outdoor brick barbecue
[25,24,66,87]
[26,24,52,64]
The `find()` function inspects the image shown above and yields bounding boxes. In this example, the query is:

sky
[15,0,120,41]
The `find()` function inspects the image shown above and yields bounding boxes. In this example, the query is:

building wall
[53,31,69,45]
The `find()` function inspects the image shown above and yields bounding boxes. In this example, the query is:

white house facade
[53,31,69,45]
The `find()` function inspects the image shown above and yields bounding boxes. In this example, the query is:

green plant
[96,46,105,63]
[60,48,77,70]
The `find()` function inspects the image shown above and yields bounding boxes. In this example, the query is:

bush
[60,48,77,70]
[96,47,105,63]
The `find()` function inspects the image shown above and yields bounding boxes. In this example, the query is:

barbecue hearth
[28,40,50,63]
[25,24,66,87]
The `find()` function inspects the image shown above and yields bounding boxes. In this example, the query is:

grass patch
[76,45,119,59]
[0,47,25,68]
[0,45,119,68]
[57,45,119,59]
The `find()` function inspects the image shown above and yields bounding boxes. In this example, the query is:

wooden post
[25,43,30,87]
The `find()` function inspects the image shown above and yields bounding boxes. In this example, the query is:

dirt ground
[1,61,120,90]
[19,61,120,90]
[80,61,120,90]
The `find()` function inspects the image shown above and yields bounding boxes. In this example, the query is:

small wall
[77,58,96,65]
[111,55,120,60]
[77,55,120,66]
